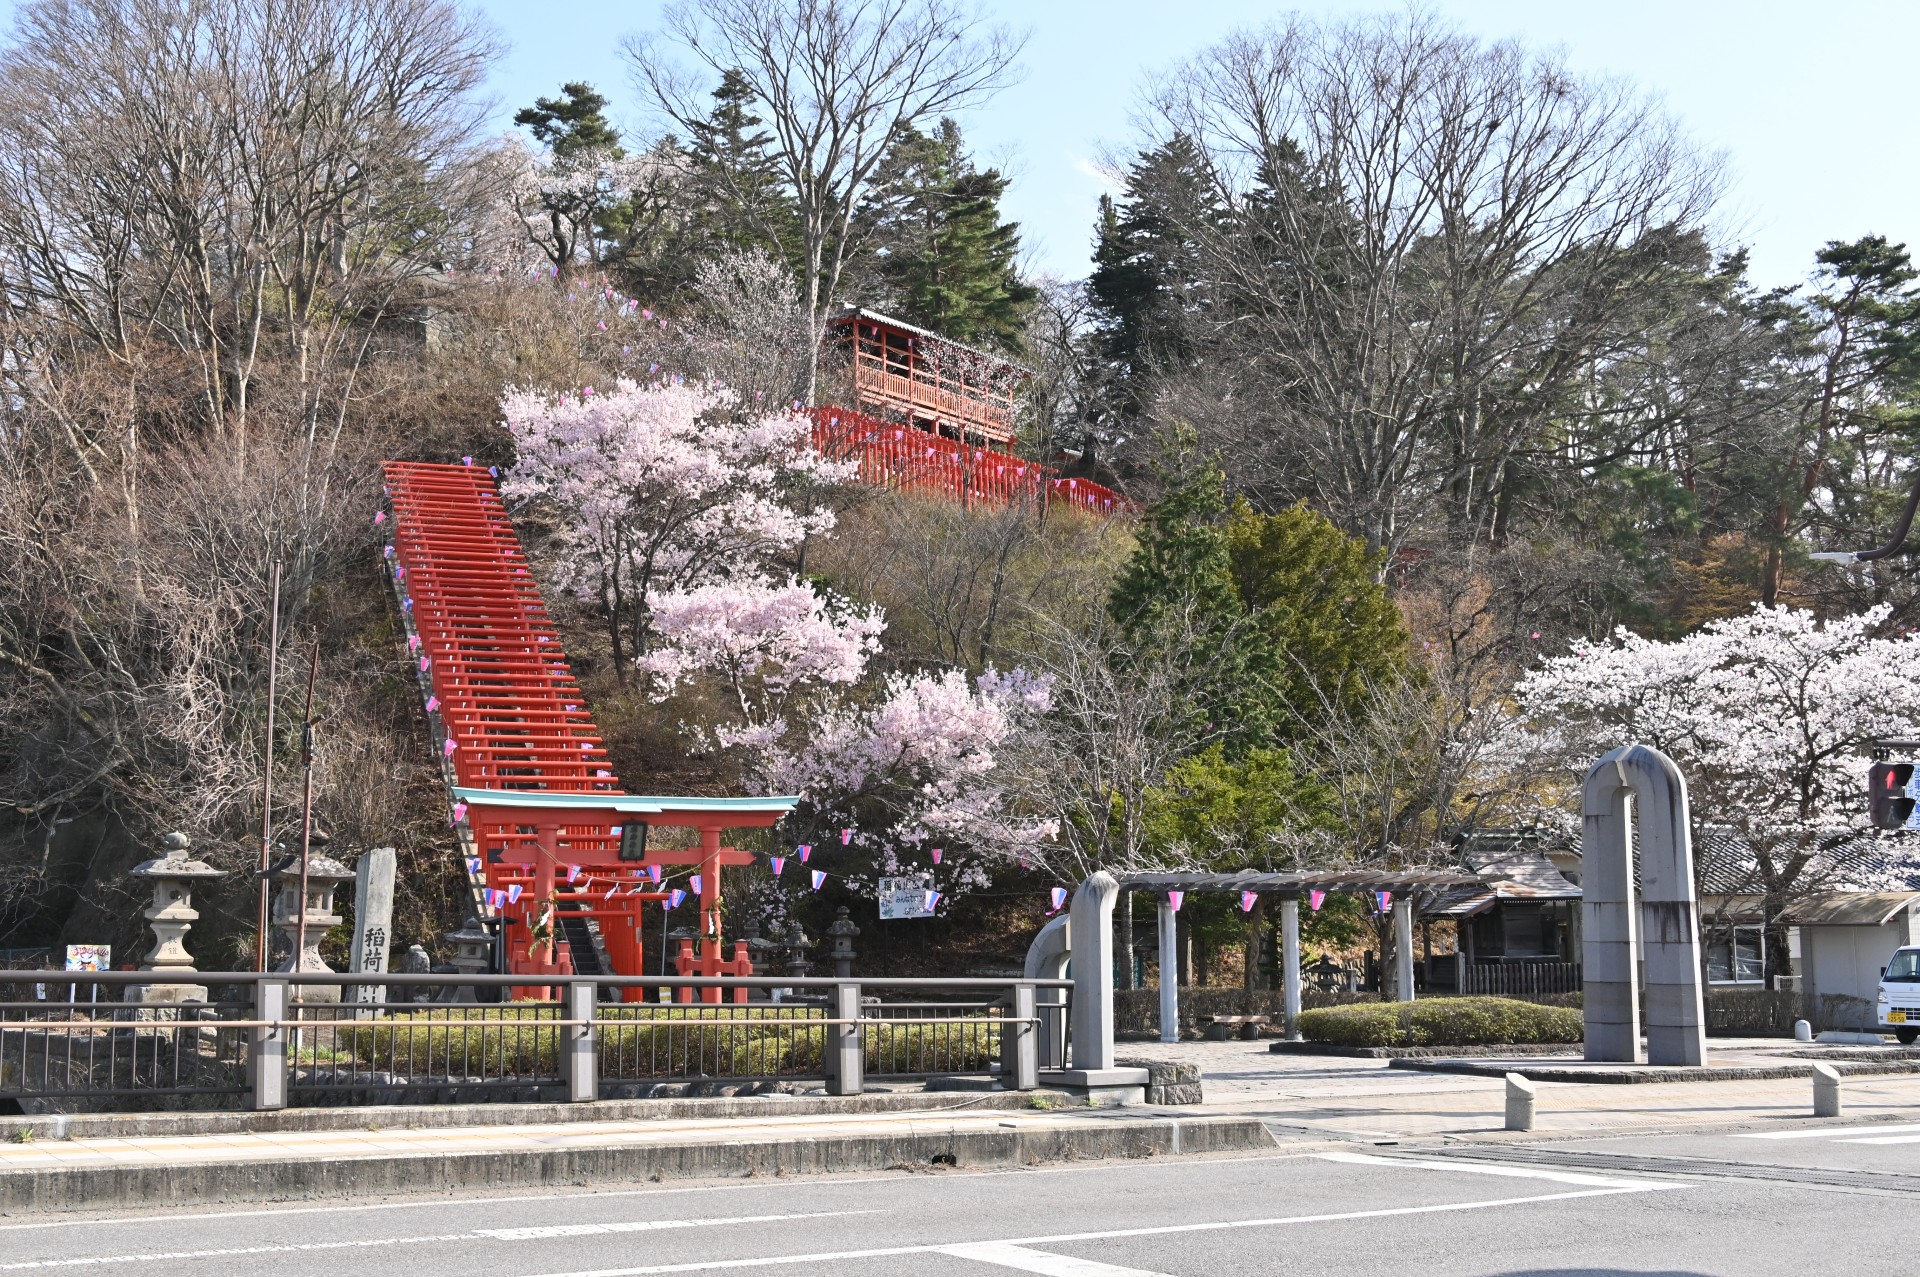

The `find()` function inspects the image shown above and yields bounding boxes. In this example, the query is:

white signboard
[63,944,110,972]
[877,875,934,921]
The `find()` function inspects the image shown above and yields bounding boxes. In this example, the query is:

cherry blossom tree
[501,379,853,674]
[1506,603,1920,978]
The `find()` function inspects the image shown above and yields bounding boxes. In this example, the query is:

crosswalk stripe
[1733,1123,1920,1140]
[935,1242,1172,1276]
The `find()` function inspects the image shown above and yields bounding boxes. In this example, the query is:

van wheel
[1897,1027,1918,1045]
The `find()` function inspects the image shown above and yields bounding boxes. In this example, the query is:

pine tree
[514,82,623,160]
[682,69,800,266]
[1086,134,1220,418]
[857,119,1036,351]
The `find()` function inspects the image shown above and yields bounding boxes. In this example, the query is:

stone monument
[126,832,226,1005]
[1582,743,1708,1066]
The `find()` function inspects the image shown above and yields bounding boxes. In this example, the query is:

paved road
[4,1117,1917,1276]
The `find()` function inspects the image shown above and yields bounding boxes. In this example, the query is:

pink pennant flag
[451,801,468,823]
[383,545,394,559]
[799,844,812,863]
[506,883,522,903]
[840,828,852,845]
[925,890,941,911]
[1241,891,1258,913]
[442,738,458,757]
[810,870,827,890]
[771,856,785,876]
[1049,886,1068,913]
[461,455,473,466]
[425,695,440,713]
[566,864,581,883]
[689,874,702,895]
[407,634,420,651]
[648,864,662,884]
[931,847,943,865]
[419,656,431,672]
[464,857,482,875]
[373,511,385,525]
[667,888,686,908]
[1375,890,1393,913]
[1309,890,1326,911]
[1167,890,1184,912]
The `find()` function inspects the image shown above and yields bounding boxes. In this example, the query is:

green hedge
[1296,997,1582,1048]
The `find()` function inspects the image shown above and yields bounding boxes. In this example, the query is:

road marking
[1837,1134,1920,1145]
[935,1242,1171,1275]
[0,1212,870,1272]
[477,1212,872,1241]
[1733,1123,1920,1140]
[1314,1151,1664,1190]
[519,1187,1669,1276]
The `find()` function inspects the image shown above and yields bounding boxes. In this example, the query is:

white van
[1878,946,1920,1044]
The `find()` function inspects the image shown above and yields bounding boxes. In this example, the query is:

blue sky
[474,0,1920,291]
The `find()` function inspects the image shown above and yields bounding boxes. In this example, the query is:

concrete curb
[0,1088,1067,1144]
[0,1115,1277,1213]
[1266,1042,1584,1060]
[1388,1057,1920,1084]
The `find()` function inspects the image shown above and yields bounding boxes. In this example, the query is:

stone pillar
[1582,743,1707,1066]
[1069,871,1118,1071]
[263,848,355,1004]
[348,847,397,1007]
[127,833,226,1005]
[1393,896,1416,1002]
[1281,896,1303,1041]
[1157,896,1179,1045]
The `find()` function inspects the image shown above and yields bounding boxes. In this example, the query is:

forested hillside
[0,0,1914,984]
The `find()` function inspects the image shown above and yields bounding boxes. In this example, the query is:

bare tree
[678,246,814,411]
[1140,10,1721,556]
[628,0,1025,403]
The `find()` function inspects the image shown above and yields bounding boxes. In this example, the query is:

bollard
[1793,1019,1813,1043]
[1504,1072,1536,1132]
[565,980,597,1103]
[1813,1063,1842,1118]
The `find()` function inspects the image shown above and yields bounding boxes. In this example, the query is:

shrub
[1296,996,1583,1048]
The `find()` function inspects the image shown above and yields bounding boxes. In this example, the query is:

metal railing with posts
[0,971,1071,1112]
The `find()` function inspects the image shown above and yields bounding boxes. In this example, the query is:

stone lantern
[126,832,226,1005]
[440,917,493,1004]
[262,831,355,1004]
[827,906,860,979]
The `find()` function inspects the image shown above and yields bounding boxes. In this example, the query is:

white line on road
[0,1212,872,1272]
[1314,1151,1669,1190]
[519,1187,1669,1276]
[1733,1123,1920,1140]
[1836,1135,1920,1145]
[934,1242,1172,1276]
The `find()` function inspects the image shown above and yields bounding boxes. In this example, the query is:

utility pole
[256,560,282,972]
[292,645,321,995]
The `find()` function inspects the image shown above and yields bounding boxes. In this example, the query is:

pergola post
[1393,896,1416,1002]
[1157,896,1178,1044]
[1281,895,1302,1041]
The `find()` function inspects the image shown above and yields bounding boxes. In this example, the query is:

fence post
[825,982,863,1096]
[565,980,597,1103]
[1002,983,1038,1091]
[250,978,287,1111]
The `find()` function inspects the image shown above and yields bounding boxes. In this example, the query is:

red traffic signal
[1869,761,1917,830]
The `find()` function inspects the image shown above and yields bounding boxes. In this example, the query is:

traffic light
[1869,761,1917,829]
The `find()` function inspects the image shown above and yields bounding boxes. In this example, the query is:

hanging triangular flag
[464,857,482,875]
[1375,890,1393,913]
[442,738,458,757]
[1167,890,1185,912]
[566,864,581,883]
[648,864,662,884]
[931,847,943,865]
[451,801,468,823]
[771,856,786,876]
[810,870,827,890]
[925,890,941,912]
[1241,891,1258,913]
[799,844,812,863]
[1049,886,1068,913]
[839,828,852,845]
[426,695,440,712]
[373,511,386,525]
[506,884,522,903]
[1309,889,1326,911]
[667,888,686,909]
[689,874,702,895]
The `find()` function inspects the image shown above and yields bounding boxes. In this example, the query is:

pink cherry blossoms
[501,380,854,668]
[1506,603,1920,892]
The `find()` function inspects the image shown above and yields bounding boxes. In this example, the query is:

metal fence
[0,972,1069,1112]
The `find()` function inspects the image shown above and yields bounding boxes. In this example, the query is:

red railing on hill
[810,406,1131,516]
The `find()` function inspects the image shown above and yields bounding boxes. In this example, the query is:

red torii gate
[382,460,797,999]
